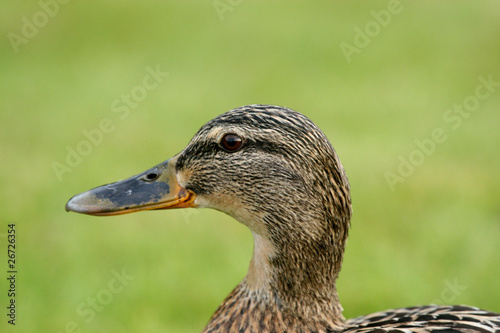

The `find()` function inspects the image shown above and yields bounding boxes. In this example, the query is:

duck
[66,104,500,332]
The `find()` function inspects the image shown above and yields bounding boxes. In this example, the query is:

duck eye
[220,134,243,152]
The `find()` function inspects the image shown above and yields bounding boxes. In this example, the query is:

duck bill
[65,156,196,216]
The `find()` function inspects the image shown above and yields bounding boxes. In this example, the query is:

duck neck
[204,225,347,332]
[251,227,346,323]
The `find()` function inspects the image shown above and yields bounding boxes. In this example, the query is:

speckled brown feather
[202,282,346,333]
[342,305,500,332]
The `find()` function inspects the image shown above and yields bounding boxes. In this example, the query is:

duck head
[66,104,352,328]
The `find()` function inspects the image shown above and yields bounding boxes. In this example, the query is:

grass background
[1,1,499,332]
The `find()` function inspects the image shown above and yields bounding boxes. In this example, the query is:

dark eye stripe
[220,134,243,152]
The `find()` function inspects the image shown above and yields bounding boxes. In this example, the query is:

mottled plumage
[66,105,500,333]
[343,305,500,332]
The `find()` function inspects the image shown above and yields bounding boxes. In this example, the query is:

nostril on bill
[145,172,159,181]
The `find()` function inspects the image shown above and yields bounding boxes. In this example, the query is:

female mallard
[66,105,500,332]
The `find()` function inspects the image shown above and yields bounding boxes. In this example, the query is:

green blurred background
[1,1,499,332]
